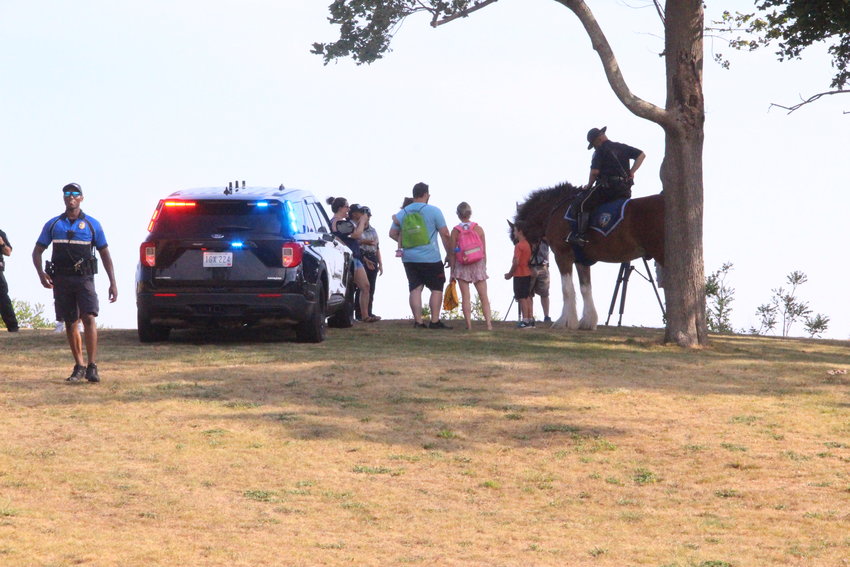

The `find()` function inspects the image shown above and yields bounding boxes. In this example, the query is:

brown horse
[512,181,664,330]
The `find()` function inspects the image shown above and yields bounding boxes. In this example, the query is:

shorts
[353,258,364,270]
[53,275,99,323]
[529,265,550,298]
[403,261,446,292]
[513,275,532,300]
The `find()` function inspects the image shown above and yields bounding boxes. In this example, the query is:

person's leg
[429,289,443,323]
[409,285,424,324]
[0,273,18,330]
[366,265,378,316]
[65,319,85,366]
[81,313,97,364]
[458,279,472,330]
[541,295,550,320]
[473,279,493,330]
[353,267,371,321]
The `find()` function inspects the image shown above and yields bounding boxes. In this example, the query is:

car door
[301,199,349,298]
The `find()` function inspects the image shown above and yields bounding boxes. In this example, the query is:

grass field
[1,322,849,566]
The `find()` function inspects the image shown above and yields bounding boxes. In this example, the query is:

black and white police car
[136,182,355,342]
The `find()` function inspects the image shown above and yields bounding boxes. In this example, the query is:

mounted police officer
[567,126,646,246]
[32,183,117,383]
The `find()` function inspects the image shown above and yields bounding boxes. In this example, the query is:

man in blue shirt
[390,182,453,329]
[32,183,117,383]
[568,126,646,246]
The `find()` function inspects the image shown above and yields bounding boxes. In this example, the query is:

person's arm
[587,168,600,189]
[32,243,52,289]
[389,216,400,243]
[376,247,384,275]
[0,233,11,256]
[629,152,646,179]
[98,246,118,303]
[349,215,368,240]
[475,225,487,260]
[438,226,452,266]
[505,247,518,280]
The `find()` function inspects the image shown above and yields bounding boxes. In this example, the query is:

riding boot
[567,212,590,246]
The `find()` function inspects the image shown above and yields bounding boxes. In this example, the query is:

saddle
[565,198,630,237]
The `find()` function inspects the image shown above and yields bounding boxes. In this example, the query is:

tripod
[605,258,666,326]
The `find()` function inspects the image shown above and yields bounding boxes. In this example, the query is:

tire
[137,307,170,343]
[295,281,326,343]
[327,279,355,329]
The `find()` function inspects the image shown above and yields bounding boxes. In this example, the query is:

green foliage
[705,262,736,333]
[1,299,52,329]
[751,271,829,338]
[312,1,495,65]
[713,2,850,90]
[803,313,830,339]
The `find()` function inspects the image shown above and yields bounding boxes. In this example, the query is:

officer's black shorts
[53,275,99,323]
[403,261,446,293]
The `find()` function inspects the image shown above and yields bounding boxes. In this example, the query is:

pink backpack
[455,222,485,265]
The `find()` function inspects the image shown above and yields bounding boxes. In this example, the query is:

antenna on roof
[279,184,285,190]
[224,182,233,195]
[242,180,245,188]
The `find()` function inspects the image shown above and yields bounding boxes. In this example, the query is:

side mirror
[321,233,336,242]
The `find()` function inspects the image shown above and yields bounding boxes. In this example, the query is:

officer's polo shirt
[590,140,643,178]
[37,212,108,268]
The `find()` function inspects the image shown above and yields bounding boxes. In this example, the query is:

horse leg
[576,264,598,330]
[554,268,580,330]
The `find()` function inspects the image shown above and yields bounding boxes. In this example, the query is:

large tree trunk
[660,0,707,346]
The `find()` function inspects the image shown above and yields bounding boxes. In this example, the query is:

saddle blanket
[565,198,629,237]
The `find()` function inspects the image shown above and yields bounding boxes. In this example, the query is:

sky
[1,0,847,340]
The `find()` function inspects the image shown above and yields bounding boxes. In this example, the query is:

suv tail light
[140,243,156,267]
[282,242,303,267]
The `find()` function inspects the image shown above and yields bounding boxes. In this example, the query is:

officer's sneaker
[85,363,100,383]
[429,321,452,330]
[66,364,86,382]
[543,316,552,323]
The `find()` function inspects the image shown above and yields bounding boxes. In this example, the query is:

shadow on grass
[2,323,848,450]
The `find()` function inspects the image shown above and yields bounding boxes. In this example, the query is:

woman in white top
[449,202,493,330]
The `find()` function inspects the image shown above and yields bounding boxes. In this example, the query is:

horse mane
[511,180,582,244]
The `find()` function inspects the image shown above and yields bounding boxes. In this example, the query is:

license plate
[203,252,233,268]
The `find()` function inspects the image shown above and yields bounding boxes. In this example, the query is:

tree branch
[558,0,668,126]
[431,0,501,28]
[769,89,850,114]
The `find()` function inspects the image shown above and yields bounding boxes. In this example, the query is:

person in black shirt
[0,228,19,332]
[568,126,646,246]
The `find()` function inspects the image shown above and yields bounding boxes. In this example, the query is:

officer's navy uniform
[0,228,19,332]
[36,212,108,322]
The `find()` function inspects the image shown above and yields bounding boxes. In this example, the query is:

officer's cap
[62,182,83,194]
[586,126,607,150]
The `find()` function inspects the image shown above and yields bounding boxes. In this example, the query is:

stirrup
[567,232,587,246]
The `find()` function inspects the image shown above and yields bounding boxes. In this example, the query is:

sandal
[363,316,380,323]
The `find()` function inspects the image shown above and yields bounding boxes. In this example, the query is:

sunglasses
[63,191,82,197]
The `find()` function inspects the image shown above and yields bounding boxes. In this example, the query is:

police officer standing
[0,227,19,332]
[568,126,646,246]
[32,183,117,382]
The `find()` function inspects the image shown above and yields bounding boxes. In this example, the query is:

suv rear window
[153,201,287,236]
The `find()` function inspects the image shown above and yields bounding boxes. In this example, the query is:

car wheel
[328,278,355,329]
[137,307,170,343]
[295,281,326,343]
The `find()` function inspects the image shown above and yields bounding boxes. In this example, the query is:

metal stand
[605,258,666,326]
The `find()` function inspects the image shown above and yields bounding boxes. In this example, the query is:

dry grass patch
[1,324,848,566]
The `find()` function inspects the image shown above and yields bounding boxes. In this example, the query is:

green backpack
[401,204,431,248]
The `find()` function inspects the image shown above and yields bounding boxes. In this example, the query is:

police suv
[135,183,355,342]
